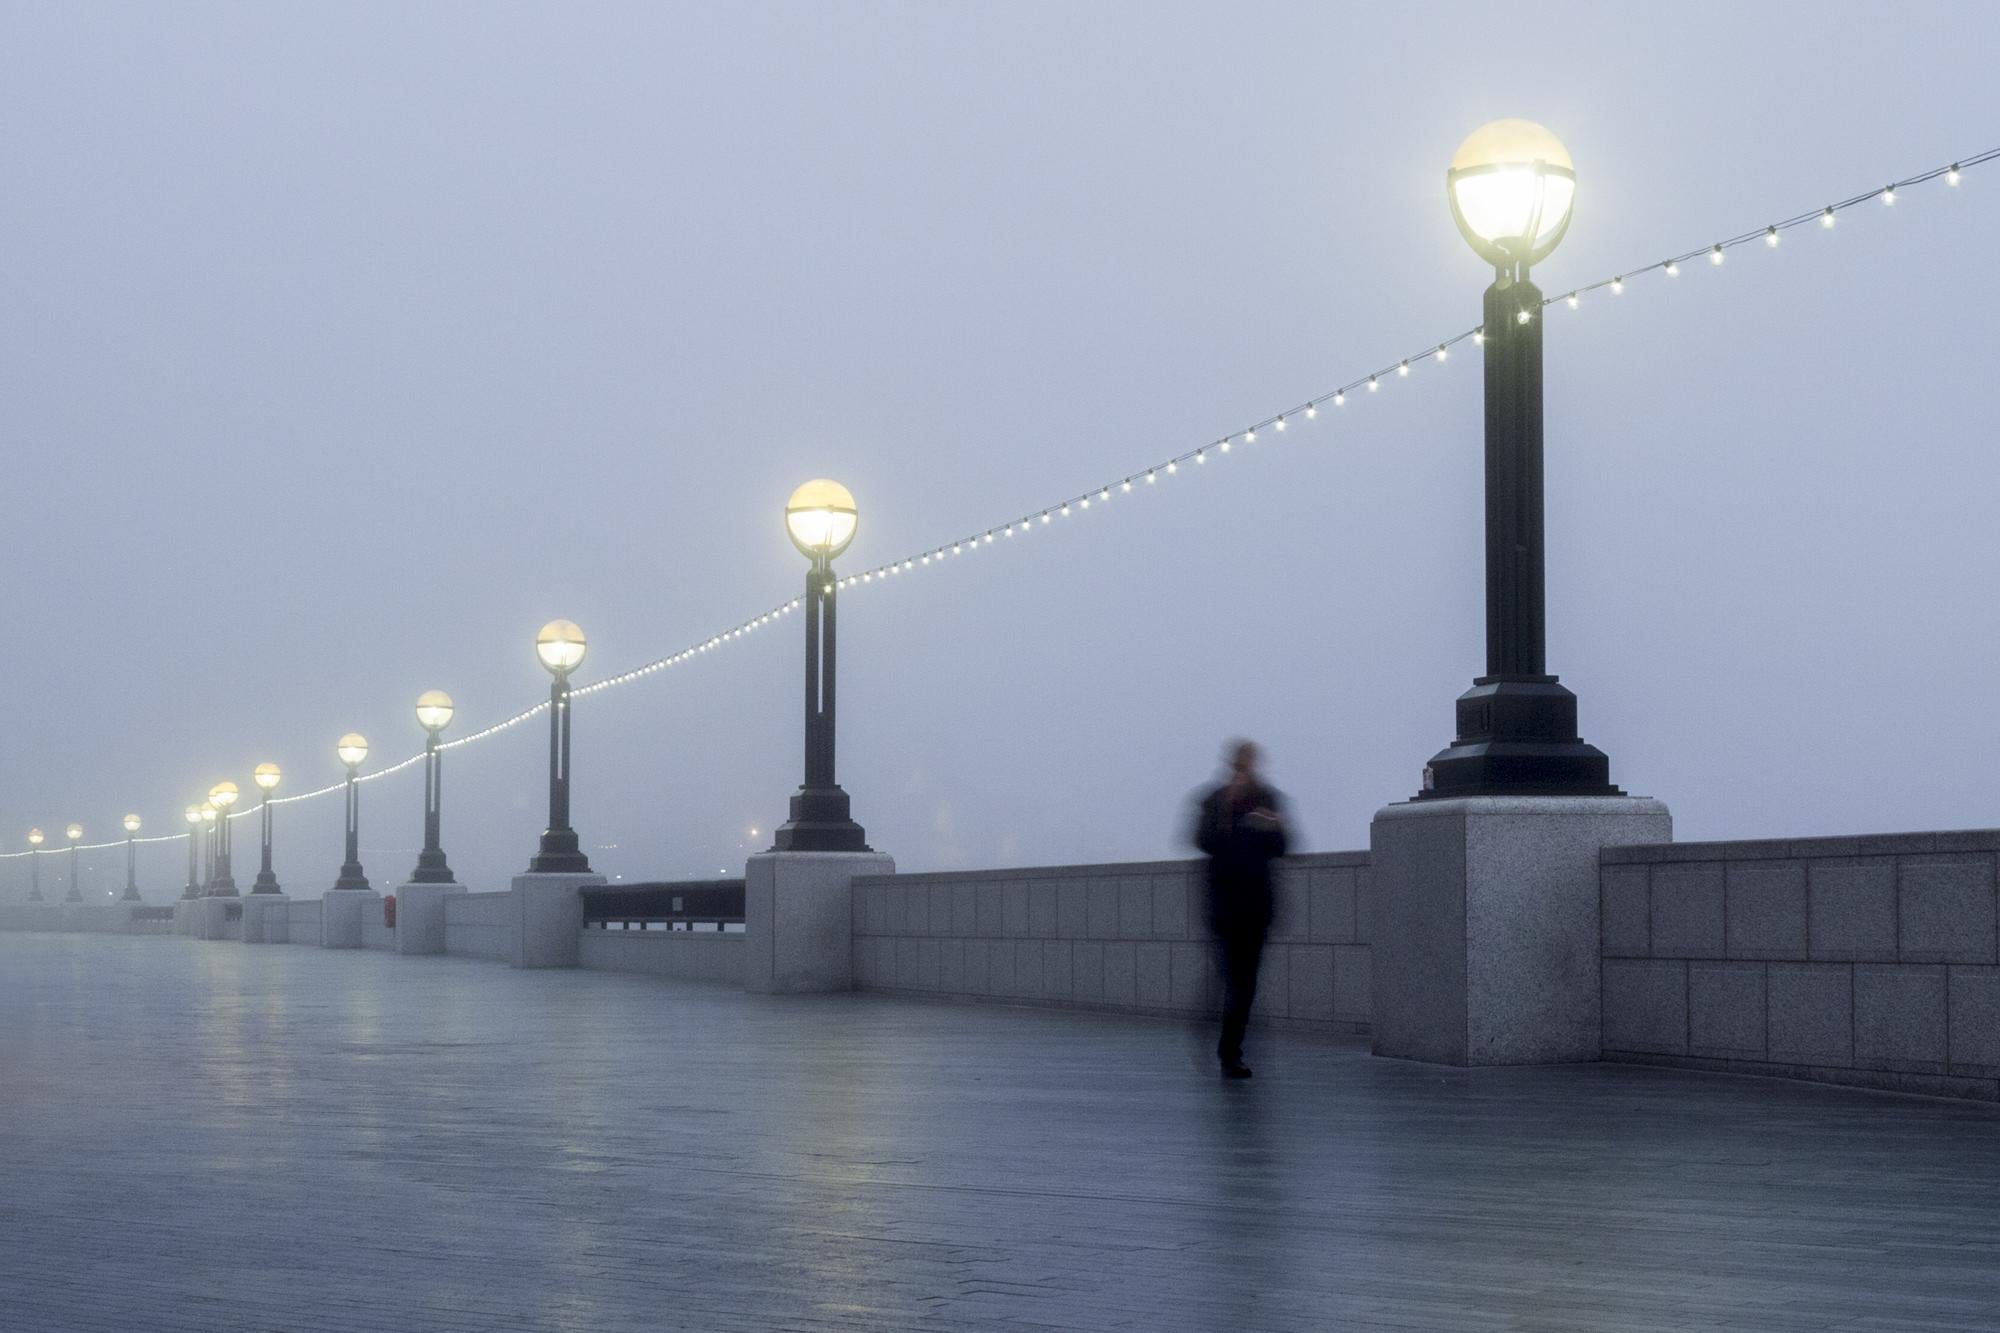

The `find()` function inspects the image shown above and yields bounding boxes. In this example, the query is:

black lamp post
[121,814,143,902]
[409,691,457,883]
[182,807,202,898]
[63,824,83,902]
[772,479,871,852]
[27,829,44,902]
[332,734,371,890]
[1418,120,1618,800]
[200,806,218,889]
[207,783,239,894]
[249,763,283,893]
[528,620,592,873]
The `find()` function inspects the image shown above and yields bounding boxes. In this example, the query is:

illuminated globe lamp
[63,823,83,902]
[332,733,371,891]
[528,619,592,874]
[1418,119,1617,799]
[410,691,457,884]
[250,762,284,893]
[771,479,871,852]
[26,827,45,902]
[121,814,143,902]
[182,806,204,899]
[207,781,240,894]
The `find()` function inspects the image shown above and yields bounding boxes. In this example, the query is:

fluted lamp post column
[772,479,871,852]
[207,782,240,893]
[528,620,591,873]
[409,692,457,884]
[249,763,284,892]
[200,804,218,889]
[121,815,143,902]
[182,807,203,898]
[1417,119,1617,799]
[63,824,83,902]
[333,734,371,890]
[27,828,44,902]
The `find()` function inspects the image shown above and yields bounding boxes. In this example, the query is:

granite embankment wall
[850,852,1373,1031]
[1602,830,2000,1102]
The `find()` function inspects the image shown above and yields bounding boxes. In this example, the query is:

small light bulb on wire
[1367,376,1378,391]
[1099,487,1110,501]
[1822,206,1837,228]
[1218,439,1230,453]
[1765,226,1780,248]
[1472,329,1485,345]
[1665,260,1680,277]
[1274,416,1286,431]
[1611,277,1624,294]
[1882,185,1896,205]
[1565,293,1578,309]
[1710,244,1725,266]
[1166,461,1177,474]
[1304,403,1317,419]
[1947,164,1962,186]
[1334,390,1345,406]
[1436,344,1449,361]
[1195,450,1206,464]
[1515,308,1531,324]
[1244,428,1256,443]
[1397,360,1409,377]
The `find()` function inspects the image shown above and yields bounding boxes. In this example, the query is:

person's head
[1225,739,1260,782]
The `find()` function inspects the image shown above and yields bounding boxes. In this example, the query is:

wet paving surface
[3,933,1998,1331]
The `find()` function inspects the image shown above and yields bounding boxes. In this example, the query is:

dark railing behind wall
[579,880,745,932]
[129,906,176,922]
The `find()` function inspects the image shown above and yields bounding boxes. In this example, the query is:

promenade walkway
[2,933,1997,1332]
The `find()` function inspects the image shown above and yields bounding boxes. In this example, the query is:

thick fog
[5,2,1999,898]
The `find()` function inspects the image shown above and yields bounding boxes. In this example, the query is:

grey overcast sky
[5,1,1999,898]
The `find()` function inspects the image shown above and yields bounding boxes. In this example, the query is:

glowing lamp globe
[536,620,587,676]
[210,781,239,810]
[1446,120,1576,271]
[254,762,282,792]
[28,828,44,847]
[184,806,202,826]
[124,814,142,834]
[415,690,455,734]
[785,480,858,560]
[337,733,369,768]
[66,824,82,842]
[201,806,218,824]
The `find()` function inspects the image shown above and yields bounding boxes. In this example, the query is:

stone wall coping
[579,929,741,942]
[1603,828,2000,865]
[852,849,1369,888]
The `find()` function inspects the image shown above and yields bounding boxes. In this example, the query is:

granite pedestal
[1370,795,1671,1066]
[510,871,604,968]
[396,881,466,955]
[745,850,895,994]
[240,894,288,944]
[321,889,382,949]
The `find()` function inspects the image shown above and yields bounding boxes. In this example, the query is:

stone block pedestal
[396,882,466,955]
[241,894,288,944]
[321,889,382,949]
[191,897,237,941]
[745,850,895,994]
[1369,795,1671,1066]
[511,872,605,968]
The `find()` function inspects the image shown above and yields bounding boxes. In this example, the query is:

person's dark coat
[1193,782,1289,938]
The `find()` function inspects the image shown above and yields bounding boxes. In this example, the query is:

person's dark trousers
[1215,929,1266,1065]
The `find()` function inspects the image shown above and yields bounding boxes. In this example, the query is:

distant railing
[129,906,175,922]
[579,881,744,932]
[224,902,242,922]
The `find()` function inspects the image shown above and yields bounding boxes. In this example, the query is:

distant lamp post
[333,733,371,891]
[121,814,143,902]
[1419,120,1617,798]
[208,782,240,894]
[772,479,871,851]
[63,824,83,902]
[26,828,44,902]
[182,806,203,898]
[528,619,591,873]
[410,691,457,883]
[200,804,218,888]
[250,763,283,893]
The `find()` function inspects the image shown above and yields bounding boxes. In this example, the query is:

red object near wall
[383,894,396,928]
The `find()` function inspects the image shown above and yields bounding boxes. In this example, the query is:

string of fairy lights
[6,144,1994,862]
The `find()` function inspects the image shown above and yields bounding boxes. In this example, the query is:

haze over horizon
[5,2,1999,898]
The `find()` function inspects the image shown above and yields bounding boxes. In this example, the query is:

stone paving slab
[2,935,1999,1331]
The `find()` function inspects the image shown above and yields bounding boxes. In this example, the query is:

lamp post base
[527,828,592,875]
[250,873,283,894]
[1416,677,1620,799]
[772,786,871,853]
[408,849,456,885]
[120,888,142,903]
[332,863,370,892]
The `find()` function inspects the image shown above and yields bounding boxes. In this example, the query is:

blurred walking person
[1192,740,1289,1079]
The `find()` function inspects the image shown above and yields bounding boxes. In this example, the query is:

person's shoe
[1221,1060,1253,1079]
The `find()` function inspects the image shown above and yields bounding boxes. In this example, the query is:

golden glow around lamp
[124,814,142,833]
[1446,119,1575,274]
[536,620,587,676]
[785,480,858,560]
[337,732,368,768]
[209,781,239,810]
[28,828,44,846]
[184,807,202,826]
[415,690,454,734]
[254,763,282,792]
[65,823,82,842]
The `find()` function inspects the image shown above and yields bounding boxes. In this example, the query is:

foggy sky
[5,1,1999,900]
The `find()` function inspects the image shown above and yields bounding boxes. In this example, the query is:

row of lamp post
[25,479,875,906]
